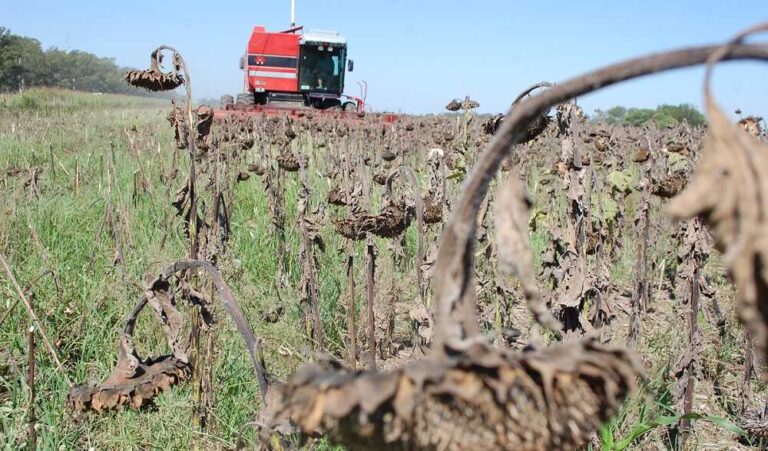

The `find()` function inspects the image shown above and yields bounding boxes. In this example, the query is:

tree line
[0,27,166,97]
[592,103,706,127]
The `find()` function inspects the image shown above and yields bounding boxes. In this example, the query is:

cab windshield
[299,45,345,93]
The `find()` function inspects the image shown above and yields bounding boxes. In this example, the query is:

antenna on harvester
[290,0,296,27]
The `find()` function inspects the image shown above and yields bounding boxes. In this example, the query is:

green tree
[0,27,46,90]
[605,106,627,124]
[656,103,705,126]
[595,103,706,127]
[0,27,170,97]
[623,108,654,126]
[650,111,678,128]
[46,49,127,92]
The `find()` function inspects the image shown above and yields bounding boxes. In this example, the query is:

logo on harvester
[255,56,266,65]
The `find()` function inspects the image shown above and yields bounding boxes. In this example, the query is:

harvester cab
[227,24,363,114]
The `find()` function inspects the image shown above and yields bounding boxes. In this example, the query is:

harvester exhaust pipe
[290,0,296,27]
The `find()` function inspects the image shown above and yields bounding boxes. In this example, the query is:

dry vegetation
[1,26,768,450]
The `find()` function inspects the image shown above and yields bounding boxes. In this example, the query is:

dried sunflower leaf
[668,95,768,361]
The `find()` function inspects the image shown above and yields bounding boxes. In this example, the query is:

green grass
[0,87,166,114]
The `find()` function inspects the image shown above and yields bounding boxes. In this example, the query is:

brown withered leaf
[483,114,504,135]
[667,91,768,362]
[196,105,213,137]
[738,115,763,137]
[652,173,686,198]
[172,182,189,217]
[633,147,650,163]
[144,278,187,362]
[195,105,214,151]
[422,194,443,224]
[327,187,349,206]
[166,106,188,150]
[495,176,562,336]
[408,303,434,348]
[594,132,611,152]
[298,161,325,348]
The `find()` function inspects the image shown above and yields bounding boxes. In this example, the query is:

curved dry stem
[154,46,194,124]
[123,260,269,400]
[167,260,269,400]
[511,81,555,105]
[703,23,768,103]
[431,42,768,356]
[152,45,199,258]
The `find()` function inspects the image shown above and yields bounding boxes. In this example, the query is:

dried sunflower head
[125,48,184,92]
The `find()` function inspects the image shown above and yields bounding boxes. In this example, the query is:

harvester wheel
[236,92,255,107]
[312,98,341,110]
[342,101,357,112]
[220,95,234,109]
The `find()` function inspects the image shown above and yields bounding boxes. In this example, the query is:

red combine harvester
[220,22,366,116]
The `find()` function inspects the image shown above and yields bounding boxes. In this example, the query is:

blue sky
[3,0,767,117]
